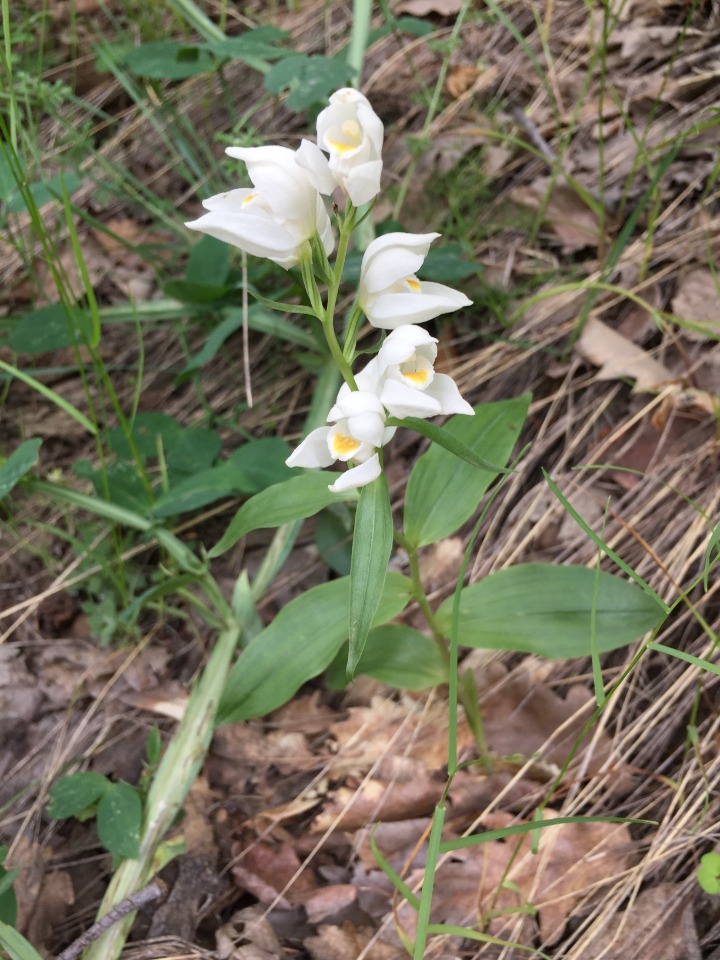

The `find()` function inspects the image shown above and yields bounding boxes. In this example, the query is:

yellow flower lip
[242,192,258,206]
[331,433,361,457]
[405,277,421,293]
[402,369,430,386]
[327,119,362,154]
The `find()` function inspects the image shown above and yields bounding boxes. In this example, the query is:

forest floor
[1,0,720,958]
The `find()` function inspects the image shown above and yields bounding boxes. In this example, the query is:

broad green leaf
[163,279,234,303]
[156,437,293,518]
[185,235,230,287]
[107,412,183,461]
[206,28,292,70]
[76,459,151,515]
[0,922,45,960]
[418,244,483,282]
[121,41,218,79]
[152,464,242,517]
[264,54,353,111]
[327,625,448,690]
[208,472,356,557]
[387,417,510,473]
[165,427,221,477]
[225,437,293,490]
[7,304,78,353]
[96,782,142,859]
[315,504,354,576]
[5,172,82,214]
[47,771,109,819]
[0,438,41,499]
[435,564,665,657]
[404,394,530,548]
[698,853,720,894]
[348,475,393,675]
[217,573,411,724]
[0,850,18,927]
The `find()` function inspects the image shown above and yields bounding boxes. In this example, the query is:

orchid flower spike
[185,145,333,269]
[359,232,472,329]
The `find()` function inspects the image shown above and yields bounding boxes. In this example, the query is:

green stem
[82,617,242,960]
[396,532,449,664]
[318,210,359,390]
[322,319,357,390]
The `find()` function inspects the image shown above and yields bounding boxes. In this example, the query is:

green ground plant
[1,1,718,958]
[0,77,670,959]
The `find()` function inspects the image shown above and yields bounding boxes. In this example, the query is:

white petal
[425,374,475,416]
[365,287,470,328]
[379,325,437,366]
[335,389,385,419]
[360,232,440,295]
[420,281,473,307]
[343,159,383,206]
[186,207,300,266]
[328,454,381,492]
[380,379,442,419]
[353,357,383,394]
[296,139,337,195]
[286,427,334,468]
[346,410,387,445]
[227,144,318,230]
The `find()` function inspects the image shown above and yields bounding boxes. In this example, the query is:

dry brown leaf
[672,268,720,340]
[418,536,464,591]
[328,696,460,774]
[511,182,608,253]
[392,811,630,946]
[305,922,397,960]
[445,64,481,99]
[9,837,75,946]
[577,317,674,391]
[231,840,316,906]
[215,906,283,960]
[303,884,358,924]
[619,25,688,60]
[394,0,463,14]
[581,883,700,959]
[312,769,441,832]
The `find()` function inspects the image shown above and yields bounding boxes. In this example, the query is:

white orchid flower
[359,232,472,329]
[185,145,333,269]
[375,325,474,419]
[297,88,383,207]
[286,389,395,492]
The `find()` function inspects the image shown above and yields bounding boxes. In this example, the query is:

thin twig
[242,253,253,408]
[57,880,166,960]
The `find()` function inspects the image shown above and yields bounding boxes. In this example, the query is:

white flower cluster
[287,322,473,491]
[185,88,474,492]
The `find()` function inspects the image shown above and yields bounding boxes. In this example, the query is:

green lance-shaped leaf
[0,922,46,960]
[386,416,510,473]
[348,473,394,676]
[404,394,530,548]
[217,573,411,724]
[327,624,448,690]
[208,472,357,557]
[0,438,42,499]
[96,783,142,860]
[435,564,665,658]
